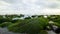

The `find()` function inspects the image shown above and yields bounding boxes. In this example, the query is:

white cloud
[0,0,60,15]
[0,1,10,9]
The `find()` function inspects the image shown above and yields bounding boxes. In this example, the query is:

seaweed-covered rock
[8,17,49,34]
[0,22,12,28]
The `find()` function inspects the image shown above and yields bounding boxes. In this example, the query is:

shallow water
[0,27,20,34]
[0,27,56,34]
[47,31,56,34]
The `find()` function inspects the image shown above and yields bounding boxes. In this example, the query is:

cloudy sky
[0,0,60,15]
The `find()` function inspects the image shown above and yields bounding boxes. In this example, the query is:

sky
[0,0,60,15]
